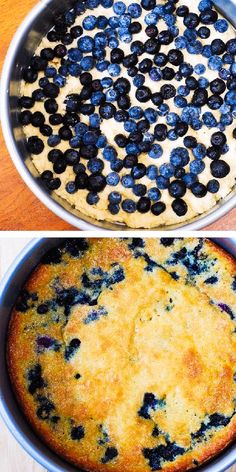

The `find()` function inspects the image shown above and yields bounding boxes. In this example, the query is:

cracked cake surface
[7,238,236,471]
[20,0,236,228]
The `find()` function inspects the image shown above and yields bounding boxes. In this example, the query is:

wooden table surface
[0,238,236,470]
[0,0,235,230]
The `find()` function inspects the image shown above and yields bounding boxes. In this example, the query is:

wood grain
[0,0,235,230]
[0,239,236,470]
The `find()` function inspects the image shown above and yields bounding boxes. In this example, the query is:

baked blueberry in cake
[7,238,236,471]
[19,0,236,228]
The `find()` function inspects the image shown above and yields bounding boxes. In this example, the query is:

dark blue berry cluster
[20,0,236,220]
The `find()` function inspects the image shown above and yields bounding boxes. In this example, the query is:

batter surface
[20,1,236,227]
[7,238,236,471]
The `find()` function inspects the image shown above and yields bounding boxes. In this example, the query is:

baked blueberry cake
[7,238,236,471]
[19,0,236,228]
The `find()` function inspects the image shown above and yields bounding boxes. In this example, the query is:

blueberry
[162,66,175,80]
[153,53,167,67]
[160,84,176,100]
[177,85,189,97]
[192,144,207,159]
[207,179,220,193]
[103,146,117,162]
[147,165,158,180]
[75,173,89,189]
[37,303,49,314]
[148,188,161,201]
[27,136,44,154]
[86,192,99,205]
[108,63,121,76]
[128,3,142,18]
[211,132,226,147]
[168,180,186,198]
[176,5,189,16]
[114,77,131,95]
[226,39,236,55]
[210,160,230,178]
[59,126,72,140]
[192,88,208,106]
[159,30,173,45]
[156,176,169,190]
[83,15,97,30]
[149,67,162,81]
[22,67,38,83]
[19,110,32,126]
[101,447,118,464]
[184,13,199,29]
[136,196,150,213]
[106,172,120,186]
[179,62,193,77]
[114,110,129,122]
[19,96,35,109]
[108,191,122,203]
[211,38,226,55]
[174,95,187,108]
[121,198,136,213]
[43,83,59,98]
[71,425,85,441]
[191,182,207,197]
[121,175,134,188]
[159,163,175,178]
[88,174,107,192]
[144,108,158,124]
[198,76,209,88]
[53,158,67,174]
[78,36,94,52]
[208,56,222,71]
[190,160,205,174]
[202,112,217,128]
[27,364,45,395]
[118,27,132,43]
[151,201,166,215]
[131,164,146,179]
[172,198,188,216]
[175,36,187,49]
[133,184,147,196]
[197,26,210,38]
[136,86,151,102]
[154,124,168,141]
[206,146,221,161]
[170,147,189,167]
[225,90,236,106]
[99,103,116,119]
[194,64,206,75]
[200,8,218,24]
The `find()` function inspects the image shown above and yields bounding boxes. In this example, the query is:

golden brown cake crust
[7,238,236,472]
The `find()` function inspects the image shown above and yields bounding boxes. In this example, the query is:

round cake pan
[0,238,235,472]
[1,0,236,230]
